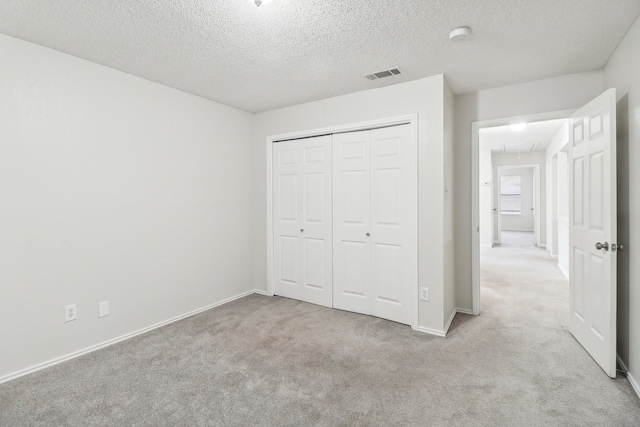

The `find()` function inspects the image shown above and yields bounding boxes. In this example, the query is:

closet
[272,123,416,325]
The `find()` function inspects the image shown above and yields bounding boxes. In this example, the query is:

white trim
[417,326,447,337]
[266,138,274,297]
[558,264,569,281]
[418,308,473,337]
[253,289,271,296]
[268,115,417,143]
[0,290,262,385]
[266,114,420,330]
[496,163,541,245]
[617,355,640,400]
[472,109,575,317]
[443,309,457,335]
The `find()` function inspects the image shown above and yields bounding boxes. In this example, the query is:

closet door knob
[366,233,370,237]
[595,242,609,251]
[300,229,304,233]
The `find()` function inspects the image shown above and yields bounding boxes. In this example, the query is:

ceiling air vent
[364,67,402,81]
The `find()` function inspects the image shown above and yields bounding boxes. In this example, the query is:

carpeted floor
[1,239,639,426]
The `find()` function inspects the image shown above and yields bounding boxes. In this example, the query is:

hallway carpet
[2,244,639,425]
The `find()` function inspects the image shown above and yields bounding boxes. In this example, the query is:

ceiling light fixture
[448,26,471,42]
[248,0,273,6]
[509,123,527,132]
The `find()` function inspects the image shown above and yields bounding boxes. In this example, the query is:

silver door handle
[595,242,609,251]
[366,233,370,237]
[612,242,624,252]
[300,229,304,233]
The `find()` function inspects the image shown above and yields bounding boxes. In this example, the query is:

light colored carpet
[499,230,537,247]
[1,243,639,425]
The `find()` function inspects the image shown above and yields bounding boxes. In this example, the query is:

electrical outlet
[64,304,77,322]
[98,301,109,318]
[420,287,430,302]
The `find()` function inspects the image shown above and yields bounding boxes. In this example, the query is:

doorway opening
[471,89,619,378]
[472,111,573,316]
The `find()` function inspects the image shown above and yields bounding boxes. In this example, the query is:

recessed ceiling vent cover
[364,67,402,81]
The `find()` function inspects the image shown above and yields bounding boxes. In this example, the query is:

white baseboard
[416,326,447,337]
[443,309,457,335]
[480,243,492,249]
[617,355,640,400]
[0,289,265,385]
[418,308,474,338]
[558,264,569,281]
[253,289,271,296]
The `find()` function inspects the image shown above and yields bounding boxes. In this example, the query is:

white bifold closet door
[333,125,416,325]
[273,135,333,308]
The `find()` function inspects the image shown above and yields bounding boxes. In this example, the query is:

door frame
[471,109,574,315]
[266,114,419,329]
[495,164,541,244]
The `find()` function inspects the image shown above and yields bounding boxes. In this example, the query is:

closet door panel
[273,141,303,300]
[370,125,415,325]
[300,136,332,307]
[373,243,402,302]
[333,131,371,315]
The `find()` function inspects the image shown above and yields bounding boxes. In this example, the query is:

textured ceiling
[480,119,567,152]
[1,1,639,113]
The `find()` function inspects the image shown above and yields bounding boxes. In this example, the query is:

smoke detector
[363,67,402,81]
[449,26,471,42]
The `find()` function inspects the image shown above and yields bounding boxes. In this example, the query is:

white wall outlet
[420,287,430,302]
[98,301,109,318]
[64,304,77,322]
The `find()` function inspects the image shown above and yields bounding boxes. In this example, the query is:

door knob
[300,229,304,233]
[366,233,370,237]
[595,242,609,251]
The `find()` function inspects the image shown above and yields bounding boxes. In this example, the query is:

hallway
[481,231,568,331]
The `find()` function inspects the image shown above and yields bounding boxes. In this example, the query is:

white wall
[603,14,640,392]
[253,75,452,333]
[0,35,255,380]
[454,71,604,310]
[545,121,569,258]
[545,122,569,266]
[443,80,457,326]
[496,166,535,232]
[546,157,556,255]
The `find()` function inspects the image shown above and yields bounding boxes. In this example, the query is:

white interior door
[273,140,302,301]
[332,130,372,315]
[299,137,333,307]
[273,136,332,307]
[568,88,617,377]
[370,126,415,324]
